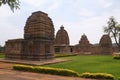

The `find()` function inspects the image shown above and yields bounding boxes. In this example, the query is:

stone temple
[55,26,69,45]
[54,25,73,53]
[99,34,113,54]
[5,11,55,60]
[5,11,114,57]
[74,34,113,55]
[75,34,94,54]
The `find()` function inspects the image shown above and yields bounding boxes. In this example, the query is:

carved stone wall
[5,11,55,60]
[5,39,24,59]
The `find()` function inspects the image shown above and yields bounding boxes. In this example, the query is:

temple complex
[5,11,114,58]
[5,11,55,60]
[54,26,73,53]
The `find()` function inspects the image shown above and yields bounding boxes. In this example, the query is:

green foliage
[80,72,114,80]
[55,53,77,58]
[13,65,79,77]
[44,56,120,79]
[118,77,120,80]
[13,65,115,79]
[0,0,20,12]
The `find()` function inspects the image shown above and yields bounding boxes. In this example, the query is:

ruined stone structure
[5,11,55,60]
[99,34,113,54]
[74,34,113,55]
[5,11,114,56]
[54,26,73,53]
[75,34,94,54]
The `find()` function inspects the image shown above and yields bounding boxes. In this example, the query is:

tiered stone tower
[99,34,113,54]
[5,11,55,60]
[79,34,89,45]
[75,34,93,54]
[24,11,54,40]
[54,25,72,53]
[55,25,69,45]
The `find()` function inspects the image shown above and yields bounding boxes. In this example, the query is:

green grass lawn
[0,53,5,58]
[44,55,120,79]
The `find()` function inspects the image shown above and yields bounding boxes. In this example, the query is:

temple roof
[79,34,89,44]
[55,25,69,45]
[24,11,54,40]
[99,34,112,45]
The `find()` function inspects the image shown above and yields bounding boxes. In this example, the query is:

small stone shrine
[75,34,94,54]
[55,25,69,45]
[54,25,72,53]
[5,11,55,60]
[99,34,113,54]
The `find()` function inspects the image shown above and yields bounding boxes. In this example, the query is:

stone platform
[0,58,69,66]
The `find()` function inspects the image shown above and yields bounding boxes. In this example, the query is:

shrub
[113,56,120,59]
[80,72,114,80]
[13,65,79,77]
[113,53,120,59]
[13,65,115,79]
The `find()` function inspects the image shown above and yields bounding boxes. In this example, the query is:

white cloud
[78,9,95,17]
[0,0,120,46]
[54,8,120,45]
[48,0,61,11]
[97,0,113,8]
[104,2,112,8]
[0,6,13,17]
[0,6,23,46]
[21,0,61,11]
[22,0,47,7]
[0,23,23,46]
[101,9,120,22]
[68,17,106,45]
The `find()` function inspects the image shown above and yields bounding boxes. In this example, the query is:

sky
[0,0,120,46]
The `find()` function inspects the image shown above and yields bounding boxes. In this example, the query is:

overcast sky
[0,0,120,46]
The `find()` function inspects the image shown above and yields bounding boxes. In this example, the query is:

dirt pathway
[0,62,94,80]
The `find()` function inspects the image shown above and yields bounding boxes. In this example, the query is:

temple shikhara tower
[75,34,94,54]
[99,34,113,54]
[54,25,73,53]
[5,11,55,60]
[55,26,69,45]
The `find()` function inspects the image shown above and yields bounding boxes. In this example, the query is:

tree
[0,0,20,12]
[104,16,120,51]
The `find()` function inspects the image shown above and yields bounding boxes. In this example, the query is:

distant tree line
[0,46,5,53]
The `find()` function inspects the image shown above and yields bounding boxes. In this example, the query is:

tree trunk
[118,33,120,52]
[118,46,120,52]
